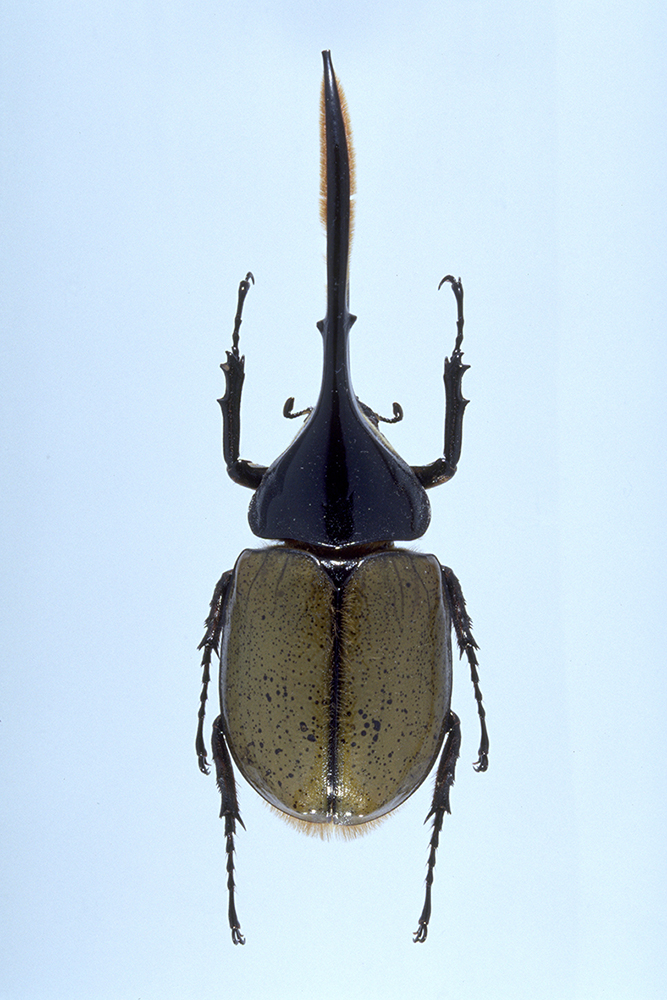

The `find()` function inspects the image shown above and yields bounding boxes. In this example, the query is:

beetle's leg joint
[225,459,267,490]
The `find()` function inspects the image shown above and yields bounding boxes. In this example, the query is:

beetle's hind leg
[442,566,489,771]
[413,710,461,943]
[414,567,488,943]
[212,716,246,946]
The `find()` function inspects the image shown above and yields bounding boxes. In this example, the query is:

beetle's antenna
[357,399,404,427]
[283,397,313,420]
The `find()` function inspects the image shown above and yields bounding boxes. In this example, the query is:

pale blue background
[1,2,665,998]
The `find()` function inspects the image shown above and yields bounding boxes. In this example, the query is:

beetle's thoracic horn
[319,51,356,303]
[248,51,430,547]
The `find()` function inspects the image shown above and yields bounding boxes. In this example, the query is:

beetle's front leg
[413,709,461,943]
[212,716,246,946]
[196,570,232,773]
[412,276,469,489]
[442,565,489,772]
[218,272,267,490]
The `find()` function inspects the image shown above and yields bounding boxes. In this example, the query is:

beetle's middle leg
[196,570,232,773]
[442,565,489,772]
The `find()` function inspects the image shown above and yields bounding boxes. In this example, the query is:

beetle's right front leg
[218,272,267,490]
[412,276,469,490]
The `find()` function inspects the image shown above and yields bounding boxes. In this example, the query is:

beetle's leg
[412,276,470,489]
[218,272,268,490]
[442,565,489,772]
[413,709,461,943]
[197,574,246,944]
[212,715,246,946]
[196,570,232,774]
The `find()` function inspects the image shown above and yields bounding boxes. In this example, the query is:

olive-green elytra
[196,50,489,947]
[221,548,451,823]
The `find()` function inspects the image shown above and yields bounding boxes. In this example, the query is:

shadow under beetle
[196,50,488,946]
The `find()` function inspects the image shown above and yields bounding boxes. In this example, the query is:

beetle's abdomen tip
[268,803,390,840]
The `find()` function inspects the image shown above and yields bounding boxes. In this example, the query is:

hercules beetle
[196,50,488,945]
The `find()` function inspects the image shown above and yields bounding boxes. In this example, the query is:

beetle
[196,50,488,945]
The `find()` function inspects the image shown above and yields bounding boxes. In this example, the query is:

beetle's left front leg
[218,272,267,490]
